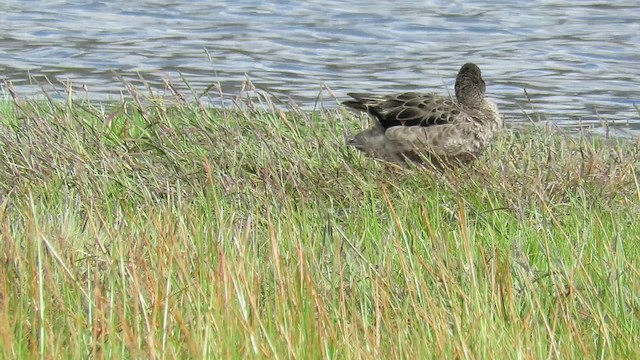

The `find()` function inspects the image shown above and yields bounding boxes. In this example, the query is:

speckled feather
[343,63,502,166]
[343,92,463,127]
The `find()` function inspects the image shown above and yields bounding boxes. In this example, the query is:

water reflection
[0,0,638,133]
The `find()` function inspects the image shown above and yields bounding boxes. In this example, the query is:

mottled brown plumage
[343,63,502,167]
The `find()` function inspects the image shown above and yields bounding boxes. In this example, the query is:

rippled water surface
[0,0,639,134]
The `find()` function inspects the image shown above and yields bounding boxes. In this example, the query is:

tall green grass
[1,82,639,359]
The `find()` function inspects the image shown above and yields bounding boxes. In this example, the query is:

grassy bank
[0,87,639,359]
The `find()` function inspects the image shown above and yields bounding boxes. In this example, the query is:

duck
[343,63,502,167]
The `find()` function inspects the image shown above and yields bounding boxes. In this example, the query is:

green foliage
[0,90,639,359]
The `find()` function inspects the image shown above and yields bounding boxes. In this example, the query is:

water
[0,0,639,135]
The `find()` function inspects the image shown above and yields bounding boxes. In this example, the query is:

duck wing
[343,92,464,129]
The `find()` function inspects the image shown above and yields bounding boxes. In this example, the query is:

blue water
[0,0,639,135]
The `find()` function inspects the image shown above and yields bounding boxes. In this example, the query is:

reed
[0,79,639,359]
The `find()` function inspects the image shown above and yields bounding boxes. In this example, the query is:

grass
[1,80,639,359]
